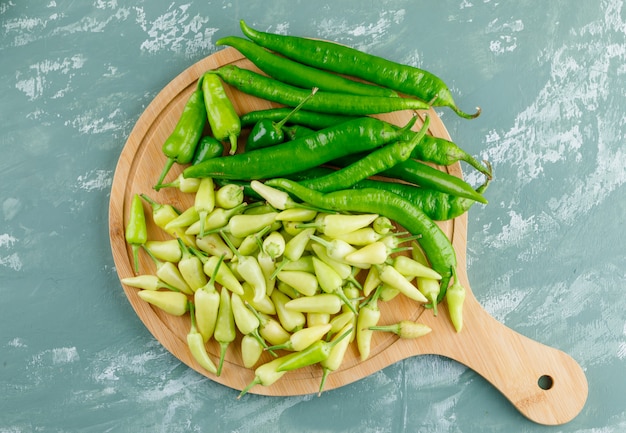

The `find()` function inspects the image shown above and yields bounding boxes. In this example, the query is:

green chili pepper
[238,356,288,399]
[221,212,278,239]
[185,202,248,236]
[356,286,382,361]
[343,241,390,266]
[362,266,381,297]
[271,227,316,278]
[351,174,491,221]
[307,312,331,328]
[265,179,457,295]
[183,116,415,181]
[378,263,428,304]
[246,306,291,347]
[256,250,277,296]
[195,177,216,238]
[194,254,224,342]
[270,290,306,333]
[246,87,318,151]
[300,115,427,193]
[241,282,276,316]
[121,275,177,292]
[125,194,148,273]
[211,65,429,116]
[265,323,332,352]
[231,292,269,351]
[392,255,442,280]
[221,233,267,303]
[276,270,318,297]
[140,194,196,247]
[214,183,244,209]
[137,289,189,316]
[318,323,354,396]
[187,302,218,374]
[142,245,193,295]
[240,20,480,119]
[446,268,466,333]
[410,134,492,178]
[416,277,441,316]
[144,240,182,263]
[285,293,342,315]
[250,180,299,210]
[276,327,352,372]
[201,72,241,155]
[176,237,207,292]
[203,256,242,298]
[195,233,233,260]
[217,36,398,98]
[301,213,379,238]
[241,334,265,369]
[382,158,488,204]
[369,320,432,339]
[191,135,224,165]
[310,243,361,290]
[214,286,236,376]
[332,153,488,204]
[154,80,206,189]
[155,173,201,193]
[164,206,199,232]
[328,227,382,246]
[275,208,318,222]
[240,108,357,130]
[312,257,358,315]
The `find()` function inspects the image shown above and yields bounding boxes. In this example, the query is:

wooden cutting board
[108,47,587,426]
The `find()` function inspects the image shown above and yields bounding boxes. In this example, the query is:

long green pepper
[125,194,147,274]
[201,72,241,154]
[216,36,398,98]
[183,117,415,181]
[155,79,207,189]
[210,65,430,116]
[239,20,480,119]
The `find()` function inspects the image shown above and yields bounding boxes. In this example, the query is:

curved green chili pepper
[210,65,430,116]
[240,20,480,119]
[331,152,488,204]
[351,174,490,221]
[183,117,415,181]
[155,79,207,190]
[201,72,241,155]
[217,36,398,98]
[410,134,492,179]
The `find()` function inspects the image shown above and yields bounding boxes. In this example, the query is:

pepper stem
[237,377,261,399]
[275,87,319,130]
[318,367,331,397]
[154,157,176,190]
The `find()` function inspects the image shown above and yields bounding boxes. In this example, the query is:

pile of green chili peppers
[124,20,494,396]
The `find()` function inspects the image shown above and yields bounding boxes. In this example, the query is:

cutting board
[108,47,587,426]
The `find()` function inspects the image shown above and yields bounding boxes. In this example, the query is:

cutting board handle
[428,279,588,425]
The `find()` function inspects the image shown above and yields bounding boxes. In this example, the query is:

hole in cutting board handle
[538,375,554,390]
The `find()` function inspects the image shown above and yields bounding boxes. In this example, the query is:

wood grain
[109,47,587,425]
